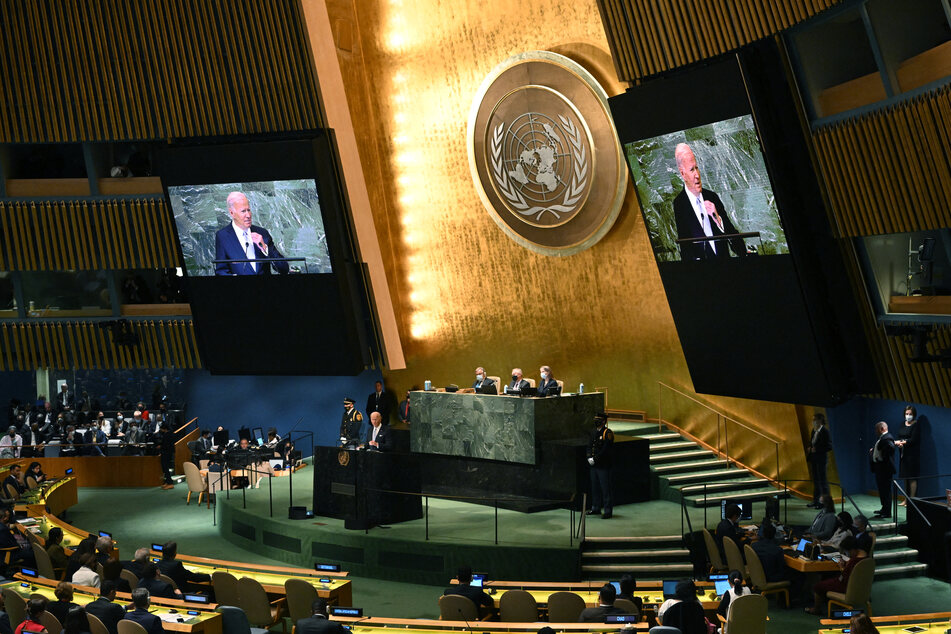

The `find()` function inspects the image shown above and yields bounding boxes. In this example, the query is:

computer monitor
[213,429,229,447]
[720,499,753,521]
[98,531,111,538]
[471,573,487,588]
[610,581,621,594]
[252,427,264,446]
[662,580,678,598]
[796,538,810,553]
[151,543,164,552]
[714,579,732,597]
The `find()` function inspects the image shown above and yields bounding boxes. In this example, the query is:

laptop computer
[471,573,487,588]
[714,579,732,598]
[662,580,678,599]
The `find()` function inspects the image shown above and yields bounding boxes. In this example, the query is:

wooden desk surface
[820,612,951,632]
[783,552,839,573]
[3,577,222,633]
[14,476,78,517]
[335,616,647,631]
[146,553,352,605]
[19,513,121,559]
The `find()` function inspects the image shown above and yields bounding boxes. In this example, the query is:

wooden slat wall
[0,198,178,270]
[813,83,951,236]
[596,0,842,82]
[0,0,321,142]
[0,320,200,370]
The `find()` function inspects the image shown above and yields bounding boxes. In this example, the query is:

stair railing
[780,479,864,527]
[891,480,931,537]
[658,381,783,483]
[679,488,694,546]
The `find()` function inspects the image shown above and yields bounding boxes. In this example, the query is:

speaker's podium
[313,446,422,530]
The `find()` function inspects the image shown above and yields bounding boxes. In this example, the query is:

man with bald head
[671,142,746,261]
[214,191,290,275]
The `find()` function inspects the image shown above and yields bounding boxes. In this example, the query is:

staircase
[621,422,784,508]
[866,518,928,579]
[580,535,693,579]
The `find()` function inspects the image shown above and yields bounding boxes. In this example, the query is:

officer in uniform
[586,412,614,519]
[339,397,365,448]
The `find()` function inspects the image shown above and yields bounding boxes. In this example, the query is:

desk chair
[702,529,727,574]
[438,594,478,621]
[614,598,640,616]
[1,587,25,625]
[556,380,564,393]
[39,610,63,634]
[499,590,537,622]
[120,568,138,590]
[722,537,747,580]
[488,376,502,393]
[217,605,269,634]
[86,612,109,634]
[284,578,318,624]
[118,620,148,634]
[717,593,767,634]
[183,462,208,506]
[648,628,681,634]
[546,591,585,622]
[238,576,286,632]
[31,542,58,580]
[158,572,178,591]
[827,557,875,618]
[526,378,536,388]
[744,544,790,607]
[212,571,240,607]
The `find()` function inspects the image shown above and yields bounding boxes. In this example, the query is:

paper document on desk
[157,613,185,623]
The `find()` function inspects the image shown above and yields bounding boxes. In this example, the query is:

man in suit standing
[366,381,392,424]
[471,367,497,394]
[397,390,411,425]
[507,368,531,393]
[870,421,896,519]
[806,413,832,508]
[214,191,290,275]
[364,412,391,451]
[296,598,348,634]
[672,143,746,261]
[56,384,73,411]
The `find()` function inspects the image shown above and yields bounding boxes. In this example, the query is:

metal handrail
[658,381,783,482]
[891,480,931,536]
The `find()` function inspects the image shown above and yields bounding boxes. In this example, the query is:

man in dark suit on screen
[870,421,896,518]
[672,143,746,261]
[214,191,290,275]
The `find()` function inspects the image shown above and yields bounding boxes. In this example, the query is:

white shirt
[72,566,101,588]
[686,186,717,253]
[0,434,22,458]
[372,425,380,442]
[231,221,261,272]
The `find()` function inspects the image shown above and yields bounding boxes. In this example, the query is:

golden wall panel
[0,0,321,142]
[0,320,199,371]
[0,199,178,271]
[327,0,813,489]
[594,0,841,82]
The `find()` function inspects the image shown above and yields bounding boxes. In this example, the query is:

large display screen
[168,179,332,276]
[625,114,788,262]
[609,44,875,405]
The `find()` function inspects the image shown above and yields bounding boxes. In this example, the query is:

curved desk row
[820,612,951,633]
[334,616,649,632]
[14,477,78,517]
[3,575,222,633]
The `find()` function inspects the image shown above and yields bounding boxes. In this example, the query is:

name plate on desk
[410,391,604,464]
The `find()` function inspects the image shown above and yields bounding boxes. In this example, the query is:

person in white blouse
[71,552,101,588]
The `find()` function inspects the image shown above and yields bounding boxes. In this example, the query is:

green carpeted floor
[64,480,950,634]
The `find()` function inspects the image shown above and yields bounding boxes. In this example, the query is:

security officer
[339,398,365,448]
[586,412,614,519]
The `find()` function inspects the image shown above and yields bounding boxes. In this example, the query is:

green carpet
[63,481,950,634]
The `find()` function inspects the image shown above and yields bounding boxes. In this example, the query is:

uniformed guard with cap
[586,412,614,519]
[340,397,365,447]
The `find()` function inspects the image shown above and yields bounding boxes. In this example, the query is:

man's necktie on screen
[243,231,257,272]
[697,196,716,254]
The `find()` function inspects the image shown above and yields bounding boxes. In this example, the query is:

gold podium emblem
[468,51,627,256]
[337,450,350,466]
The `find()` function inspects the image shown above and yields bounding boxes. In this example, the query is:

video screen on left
[167,179,332,277]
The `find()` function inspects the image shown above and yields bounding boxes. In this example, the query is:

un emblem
[469,51,627,255]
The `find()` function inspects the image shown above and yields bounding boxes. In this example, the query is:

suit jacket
[662,599,707,634]
[673,188,745,261]
[471,378,497,395]
[507,378,531,392]
[751,538,787,582]
[365,424,392,451]
[214,224,289,275]
[810,425,832,455]
[397,399,410,424]
[715,518,743,559]
[157,558,210,589]
[443,584,493,610]
[366,391,392,423]
[295,616,348,634]
[578,605,630,622]
[536,378,561,396]
[124,609,165,634]
[870,432,896,474]
[85,597,126,634]
[46,600,78,630]
[137,576,176,600]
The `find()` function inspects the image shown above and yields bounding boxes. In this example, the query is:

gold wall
[322,0,817,490]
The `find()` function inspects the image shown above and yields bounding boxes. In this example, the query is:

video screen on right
[625,114,788,263]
